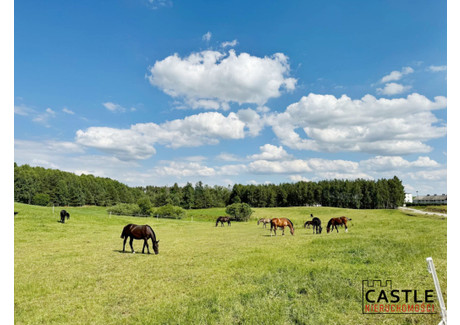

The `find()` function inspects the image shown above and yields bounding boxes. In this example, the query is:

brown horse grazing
[257,218,271,228]
[270,218,294,236]
[326,217,352,233]
[216,216,231,227]
[120,224,159,254]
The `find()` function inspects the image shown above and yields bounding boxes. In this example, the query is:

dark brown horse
[60,210,70,223]
[120,224,159,254]
[257,218,271,228]
[326,217,352,233]
[216,216,231,227]
[304,220,314,228]
[270,218,294,236]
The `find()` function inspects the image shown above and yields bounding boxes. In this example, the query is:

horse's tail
[120,225,127,238]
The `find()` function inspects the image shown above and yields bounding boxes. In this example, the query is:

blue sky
[14,0,447,195]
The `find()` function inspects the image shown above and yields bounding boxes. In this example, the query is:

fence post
[426,257,447,325]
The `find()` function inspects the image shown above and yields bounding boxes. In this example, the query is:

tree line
[14,163,405,209]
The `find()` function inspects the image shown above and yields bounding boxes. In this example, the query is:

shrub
[225,203,253,221]
[32,193,50,206]
[137,197,153,216]
[154,204,186,219]
[107,203,142,216]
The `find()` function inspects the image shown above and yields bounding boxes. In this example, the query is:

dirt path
[398,207,447,217]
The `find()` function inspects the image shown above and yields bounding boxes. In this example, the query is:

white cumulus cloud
[376,82,412,95]
[147,50,297,109]
[360,156,439,171]
[380,66,414,83]
[248,159,311,174]
[75,111,254,160]
[75,127,156,160]
[221,39,238,48]
[268,93,446,156]
[249,144,291,161]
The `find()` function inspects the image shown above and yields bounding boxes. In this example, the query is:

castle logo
[362,280,437,314]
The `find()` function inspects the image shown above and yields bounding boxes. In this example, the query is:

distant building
[404,193,413,204]
[413,194,447,205]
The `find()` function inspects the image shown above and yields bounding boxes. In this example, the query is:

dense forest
[14,163,405,209]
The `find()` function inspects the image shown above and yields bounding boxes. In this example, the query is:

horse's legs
[143,239,150,254]
[282,226,285,235]
[129,237,135,253]
[123,237,127,252]
[345,224,348,233]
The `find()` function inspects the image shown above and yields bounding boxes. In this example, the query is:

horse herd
[57,209,351,256]
[222,213,352,236]
[263,214,351,236]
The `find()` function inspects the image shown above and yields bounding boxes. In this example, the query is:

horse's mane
[286,218,294,229]
[327,218,333,228]
[146,225,156,240]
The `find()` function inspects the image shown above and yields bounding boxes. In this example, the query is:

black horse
[60,210,70,223]
[303,215,322,234]
[216,216,231,227]
[311,217,322,234]
[120,224,159,254]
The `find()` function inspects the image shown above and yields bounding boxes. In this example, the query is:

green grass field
[408,205,447,214]
[14,203,446,324]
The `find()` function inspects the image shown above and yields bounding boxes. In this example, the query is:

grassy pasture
[15,203,446,324]
[408,205,447,214]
